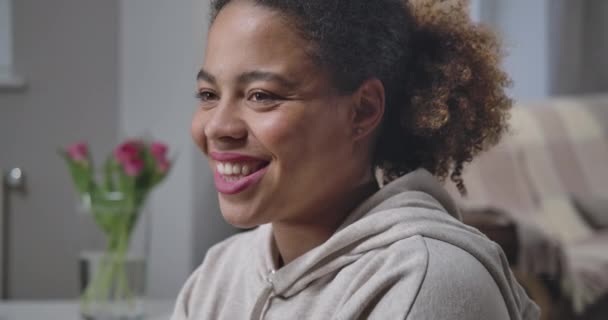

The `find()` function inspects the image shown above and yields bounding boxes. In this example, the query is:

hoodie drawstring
[251,270,276,320]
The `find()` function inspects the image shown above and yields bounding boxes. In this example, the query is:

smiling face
[192,1,376,228]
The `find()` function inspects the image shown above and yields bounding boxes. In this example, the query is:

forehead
[204,1,316,79]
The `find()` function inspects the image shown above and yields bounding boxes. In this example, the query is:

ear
[350,78,385,140]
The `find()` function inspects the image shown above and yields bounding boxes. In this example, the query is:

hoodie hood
[254,168,535,320]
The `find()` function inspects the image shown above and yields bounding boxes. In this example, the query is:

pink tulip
[150,142,168,161]
[114,141,140,164]
[125,139,145,149]
[67,142,89,162]
[123,157,145,177]
[157,159,171,173]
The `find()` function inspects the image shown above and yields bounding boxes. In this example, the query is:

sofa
[444,95,608,320]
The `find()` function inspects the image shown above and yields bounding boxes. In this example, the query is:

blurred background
[0,0,606,319]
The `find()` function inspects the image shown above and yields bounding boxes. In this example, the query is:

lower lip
[213,166,268,195]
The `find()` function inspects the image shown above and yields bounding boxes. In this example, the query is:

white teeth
[216,162,260,176]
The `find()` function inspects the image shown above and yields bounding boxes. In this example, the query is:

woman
[173,0,539,319]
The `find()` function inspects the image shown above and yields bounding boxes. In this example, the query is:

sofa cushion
[572,194,608,229]
[563,231,608,314]
[534,197,595,243]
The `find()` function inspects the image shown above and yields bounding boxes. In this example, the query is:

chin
[218,196,265,229]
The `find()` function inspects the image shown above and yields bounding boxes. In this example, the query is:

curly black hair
[210,0,512,195]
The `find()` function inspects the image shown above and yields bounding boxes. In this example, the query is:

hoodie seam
[403,235,431,320]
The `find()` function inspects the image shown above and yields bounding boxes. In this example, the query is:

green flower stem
[114,221,135,304]
[80,210,138,314]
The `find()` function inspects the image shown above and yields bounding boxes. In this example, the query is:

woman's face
[193,1,367,228]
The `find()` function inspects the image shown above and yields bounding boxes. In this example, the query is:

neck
[271,178,379,267]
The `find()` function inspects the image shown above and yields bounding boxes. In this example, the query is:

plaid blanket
[446,95,608,313]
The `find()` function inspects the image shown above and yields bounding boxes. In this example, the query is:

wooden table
[0,300,173,320]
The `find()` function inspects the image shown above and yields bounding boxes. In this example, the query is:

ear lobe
[351,78,386,140]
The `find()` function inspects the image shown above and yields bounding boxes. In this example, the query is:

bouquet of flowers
[60,139,172,316]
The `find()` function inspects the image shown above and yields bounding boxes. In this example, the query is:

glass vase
[78,192,149,320]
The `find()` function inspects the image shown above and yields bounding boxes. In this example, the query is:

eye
[249,91,278,102]
[195,90,218,102]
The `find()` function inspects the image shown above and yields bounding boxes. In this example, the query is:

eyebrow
[197,69,217,84]
[197,69,298,89]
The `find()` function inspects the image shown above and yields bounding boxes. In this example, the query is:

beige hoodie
[171,169,539,319]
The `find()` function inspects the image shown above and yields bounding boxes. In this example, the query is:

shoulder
[202,227,259,264]
[406,237,510,320]
[339,234,509,319]
[170,228,261,319]
[191,228,259,286]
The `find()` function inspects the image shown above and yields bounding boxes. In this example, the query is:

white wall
[0,0,119,298]
[119,0,235,298]
[480,0,551,101]
[0,0,13,76]
[548,0,584,96]
[582,1,608,93]
[475,0,608,102]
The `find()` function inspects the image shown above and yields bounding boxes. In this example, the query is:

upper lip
[209,152,268,162]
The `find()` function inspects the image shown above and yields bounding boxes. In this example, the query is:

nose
[203,99,248,148]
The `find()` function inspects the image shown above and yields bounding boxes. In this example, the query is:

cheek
[254,105,349,166]
[255,109,311,159]
[258,115,298,147]
[191,109,207,152]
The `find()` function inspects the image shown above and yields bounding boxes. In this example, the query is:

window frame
[0,0,25,90]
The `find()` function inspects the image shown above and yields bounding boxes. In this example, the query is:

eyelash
[249,91,279,102]
[194,90,282,103]
[195,90,218,102]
